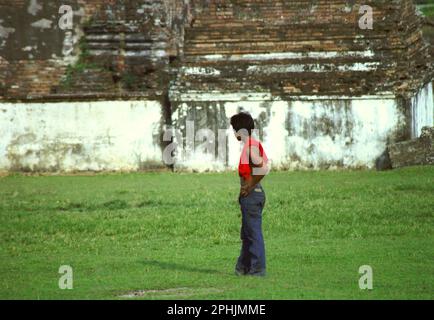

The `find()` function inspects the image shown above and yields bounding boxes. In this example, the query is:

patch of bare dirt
[0,171,9,178]
[118,287,223,299]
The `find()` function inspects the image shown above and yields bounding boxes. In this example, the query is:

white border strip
[170,91,397,102]
[196,50,375,62]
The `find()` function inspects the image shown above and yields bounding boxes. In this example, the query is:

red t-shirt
[238,137,268,180]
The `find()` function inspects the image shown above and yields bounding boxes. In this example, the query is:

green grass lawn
[0,167,433,300]
[419,0,434,18]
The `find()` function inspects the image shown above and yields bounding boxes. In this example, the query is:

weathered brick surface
[0,0,190,101]
[0,0,432,101]
[173,0,433,100]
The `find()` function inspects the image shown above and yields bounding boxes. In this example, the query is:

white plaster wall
[0,101,162,171]
[2,92,428,172]
[411,82,434,139]
[172,97,404,171]
[170,102,229,172]
[230,99,401,170]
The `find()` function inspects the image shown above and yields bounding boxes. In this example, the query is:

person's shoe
[235,268,246,276]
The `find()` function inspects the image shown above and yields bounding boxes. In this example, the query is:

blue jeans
[236,184,266,276]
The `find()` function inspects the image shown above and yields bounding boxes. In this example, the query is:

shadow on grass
[140,259,227,276]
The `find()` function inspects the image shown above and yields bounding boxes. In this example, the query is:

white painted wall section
[0,101,162,171]
[172,98,404,171]
[411,82,434,138]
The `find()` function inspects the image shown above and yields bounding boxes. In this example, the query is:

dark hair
[230,112,255,135]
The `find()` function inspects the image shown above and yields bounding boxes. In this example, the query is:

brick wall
[0,0,191,101]
[173,0,433,100]
[0,0,432,101]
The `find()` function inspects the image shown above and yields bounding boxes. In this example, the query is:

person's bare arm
[240,146,268,197]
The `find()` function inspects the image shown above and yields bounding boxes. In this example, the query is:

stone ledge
[389,126,434,169]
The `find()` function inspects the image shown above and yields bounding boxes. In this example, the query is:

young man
[230,112,269,277]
